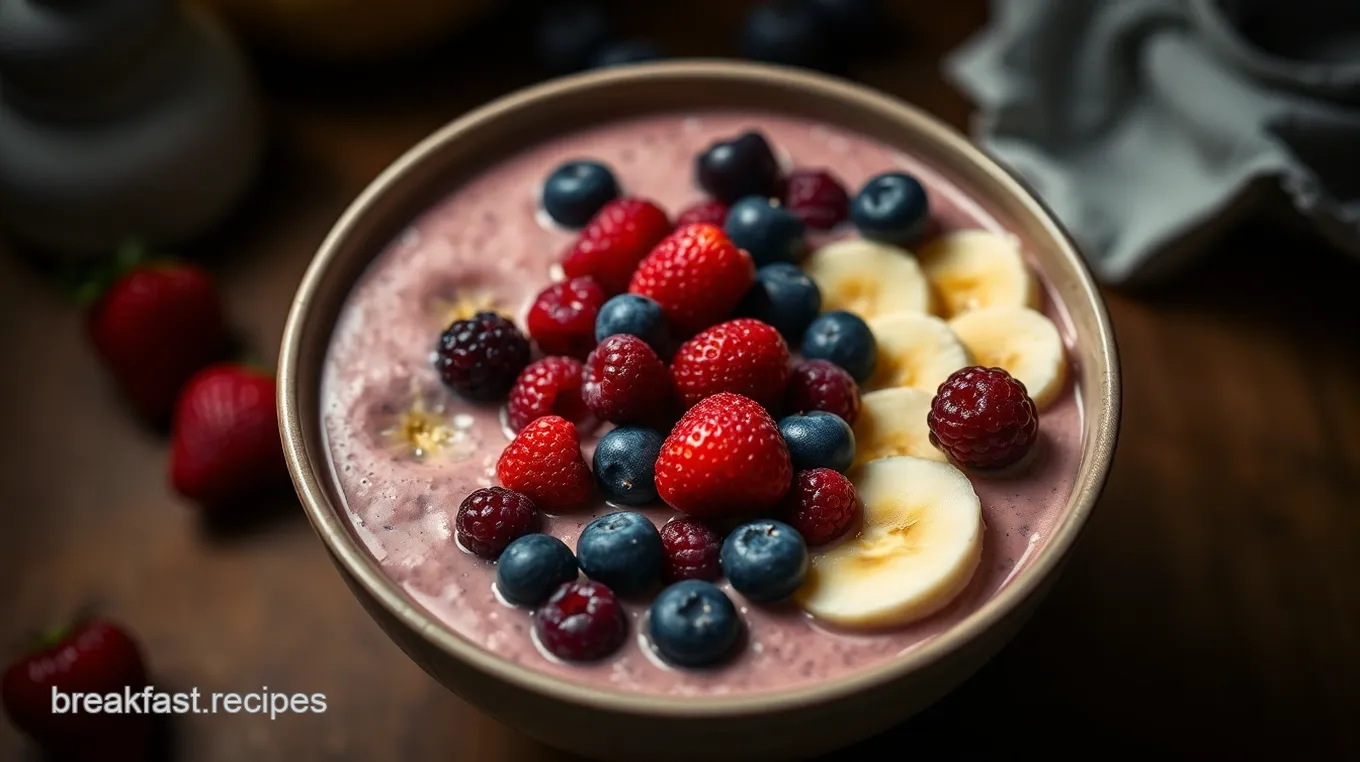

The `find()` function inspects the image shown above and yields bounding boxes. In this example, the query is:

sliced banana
[796,456,982,628]
[918,230,1040,318]
[803,239,932,320]
[948,306,1068,409]
[852,388,947,468]
[865,312,971,393]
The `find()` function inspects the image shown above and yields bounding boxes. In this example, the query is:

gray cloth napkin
[944,0,1360,285]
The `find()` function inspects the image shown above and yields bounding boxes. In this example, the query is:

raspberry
[927,366,1039,469]
[675,199,730,227]
[455,486,541,559]
[784,359,861,424]
[782,468,857,546]
[506,357,592,432]
[527,276,608,359]
[562,198,672,295]
[628,223,755,337]
[670,318,790,410]
[496,415,593,510]
[582,334,673,425]
[434,311,531,401]
[781,169,850,230]
[534,580,627,661]
[659,517,722,582]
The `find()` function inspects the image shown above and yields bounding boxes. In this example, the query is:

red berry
[675,199,730,227]
[506,357,591,432]
[534,580,626,661]
[781,169,850,230]
[659,517,722,582]
[655,392,792,518]
[783,468,858,545]
[169,363,286,511]
[562,198,672,295]
[527,276,608,359]
[784,359,861,424]
[582,334,673,425]
[435,311,531,401]
[670,318,790,410]
[927,366,1039,469]
[455,486,541,559]
[628,223,755,337]
[496,415,593,511]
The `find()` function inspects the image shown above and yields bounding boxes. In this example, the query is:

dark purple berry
[434,311,531,401]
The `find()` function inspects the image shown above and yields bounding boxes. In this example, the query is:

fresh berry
[659,517,722,582]
[527,276,608,359]
[169,363,286,511]
[562,197,672,295]
[629,223,756,337]
[801,310,877,383]
[655,392,793,518]
[496,415,593,511]
[591,39,665,67]
[782,169,850,230]
[594,293,669,354]
[927,366,1039,469]
[778,411,855,473]
[675,199,730,227]
[576,511,664,596]
[741,1,832,70]
[87,261,227,422]
[542,160,619,227]
[592,426,664,506]
[582,334,673,425]
[506,357,591,433]
[723,196,807,266]
[670,318,790,410]
[784,359,861,424]
[782,468,858,545]
[534,580,626,661]
[648,580,741,667]
[496,534,579,606]
[534,2,611,73]
[851,171,930,245]
[455,486,541,559]
[695,131,782,204]
[721,519,809,603]
[435,311,531,401]
[738,263,821,345]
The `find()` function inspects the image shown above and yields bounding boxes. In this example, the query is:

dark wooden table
[2,2,1357,759]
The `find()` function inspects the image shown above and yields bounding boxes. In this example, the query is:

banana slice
[852,388,947,468]
[948,306,1068,409]
[796,456,982,628]
[802,239,932,320]
[918,230,1040,317]
[865,312,971,393]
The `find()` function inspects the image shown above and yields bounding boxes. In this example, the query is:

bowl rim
[278,59,1121,718]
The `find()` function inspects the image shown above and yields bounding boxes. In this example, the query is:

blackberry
[434,312,531,401]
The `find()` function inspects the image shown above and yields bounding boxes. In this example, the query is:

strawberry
[169,363,287,511]
[561,198,672,295]
[582,334,674,425]
[496,415,593,511]
[670,318,790,410]
[628,224,755,337]
[655,392,793,518]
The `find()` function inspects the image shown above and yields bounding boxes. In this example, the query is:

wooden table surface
[2,2,1357,759]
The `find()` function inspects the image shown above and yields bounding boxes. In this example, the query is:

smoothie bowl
[279,61,1120,761]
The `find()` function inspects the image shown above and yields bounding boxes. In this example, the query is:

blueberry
[592,427,664,506]
[721,520,809,603]
[576,511,663,595]
[541,160,619,228]
[535,3,611,73]
[741,0,832,71]
[723,196,807,267]
[850,172,930,245]
[591,39,665,68]
[594,294,668,353]
[801,310,877,383]
[648,580,741,667]
[738,263,821,344]
[778,412,855,472]
[496,533,579,607]
[695,131,781,204]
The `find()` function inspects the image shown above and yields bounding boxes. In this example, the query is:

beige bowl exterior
[278,61,1121,762]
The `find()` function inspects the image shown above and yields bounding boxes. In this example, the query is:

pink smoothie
[320,112,1084,697]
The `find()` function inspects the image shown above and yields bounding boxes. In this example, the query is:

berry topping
[723,196,807,267]
[695,131,782,204]
[628,223,756,337]
[721,519,809,603]
[534,580,627,662]
[782,468,858,546]
[591,39,665,68]
[851,172,930,245]
[801,310,877,383]
[784,359,862,424]
[542,160,620,227]
[782,169,850,230]
[496,415,593,511]
[655,392,793,518]
[649,580,741,667]
[675,199,730,227]
[594,293,669,354]
[562,197,672,295]
[659,517,723,583]
[497,534,579,607]
[670,318,790,410]
[435,311,531,401]
[592,426,664,506]
[741,1,831,70]
[576,511,664,596]
[455,486,541,559]
[927,366,1039,469]
[527,276,608,359]
[738,262,822,345]
[506,356,592,433]
[778,411,856,473]
[582,334,674,425]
